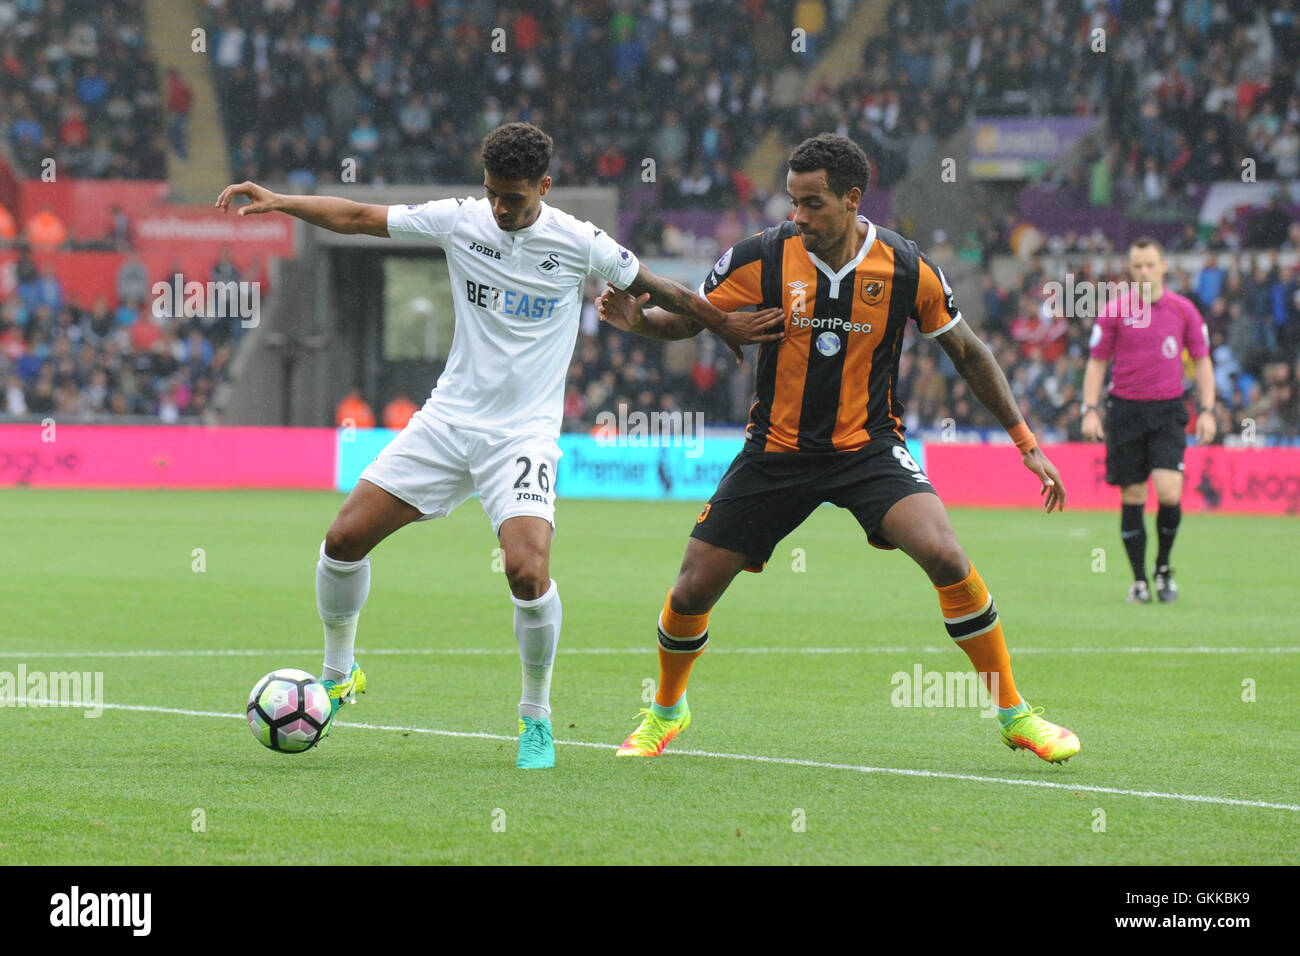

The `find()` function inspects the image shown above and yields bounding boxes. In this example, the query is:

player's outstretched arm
[597,284,702,339]
[215,181,390,237]
[622,264,783,361]
[598,283,784,345]
[937,319,1066,513]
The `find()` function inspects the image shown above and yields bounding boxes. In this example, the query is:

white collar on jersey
[804,216,877,298]
[499,200,551,241]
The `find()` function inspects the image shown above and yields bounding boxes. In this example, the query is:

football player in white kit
[216,123,782,768]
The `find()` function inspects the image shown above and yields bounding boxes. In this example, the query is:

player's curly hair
[788,134,871,198]
[481,122,554,184]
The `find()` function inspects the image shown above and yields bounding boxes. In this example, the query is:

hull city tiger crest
[860,277,887,306]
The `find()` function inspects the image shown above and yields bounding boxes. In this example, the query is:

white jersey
[387,197,640,436]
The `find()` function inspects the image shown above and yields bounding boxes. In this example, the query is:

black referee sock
[1155,504,1181,570]
[1120,504,1147,582]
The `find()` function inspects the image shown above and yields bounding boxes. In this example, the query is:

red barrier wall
[20,180,171,240]
[6,180,294,307]
[1,249,275,309]
[925,443,1300,514]
[1,250,125,306]
[132,205,295,258]
[0,425,335,489]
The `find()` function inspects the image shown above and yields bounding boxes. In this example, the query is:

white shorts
[358,409,560,534]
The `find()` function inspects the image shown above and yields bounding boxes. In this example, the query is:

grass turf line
[0,490,1294,864]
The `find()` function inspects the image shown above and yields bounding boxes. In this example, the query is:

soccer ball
[246,668,331,754]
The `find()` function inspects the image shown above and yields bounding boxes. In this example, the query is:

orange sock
[935,563,1020,708]
[655,591,709,708]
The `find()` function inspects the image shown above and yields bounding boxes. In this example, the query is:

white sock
[316,540,371,682]
[512,579,561,720]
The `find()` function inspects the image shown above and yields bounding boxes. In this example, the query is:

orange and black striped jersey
[699,217,961,453]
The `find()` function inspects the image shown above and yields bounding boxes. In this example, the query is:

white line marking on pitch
[18,698,1300,814]
[2,646,1297,659]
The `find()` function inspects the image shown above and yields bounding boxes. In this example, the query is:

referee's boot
[1153,566,1178,603]
[1126,580,1152,604]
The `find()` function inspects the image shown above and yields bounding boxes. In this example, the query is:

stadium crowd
[786,0,1097,190]
[916,246,1300,444]
[5,0,1299,442]
[1042,0,1300,209]
[205,0,858,191]
[1,0,166,180]
[560,223,1300,445]
[0,252,247,421]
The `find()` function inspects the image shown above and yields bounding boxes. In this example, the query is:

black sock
[1155,504,1181,570]
[1121,504,1147,581]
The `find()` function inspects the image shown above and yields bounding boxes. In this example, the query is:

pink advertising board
[925,443,1300,515]
[0,425,334,489]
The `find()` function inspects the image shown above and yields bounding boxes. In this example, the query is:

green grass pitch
[1,488,1295,864]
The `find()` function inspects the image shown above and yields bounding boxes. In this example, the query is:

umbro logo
[788,280,809,315]
[537,253,561,274]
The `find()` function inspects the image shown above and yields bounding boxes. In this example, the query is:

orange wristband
[1008,422,1037,454]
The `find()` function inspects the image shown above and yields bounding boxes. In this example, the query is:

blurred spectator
[1271,121,1300,179]
[562,382,587,431]
[129,312,162,353]
[596,141,627,183]
[118,254,151,306]
[19,263,64,315]
[793,0,828,63]
[166,68,194,159]
[108,206,133,250]
[0,203,16,244]
[1196,255,1226,308]
[211,248,241,287]
[382,391,418,429]
[348,115,380,165]
[25,207,67,251]
[335,388,375,428]
[1244,193,1293,249]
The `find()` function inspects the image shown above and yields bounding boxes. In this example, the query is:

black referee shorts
[1104,395,1189,487]
[689,439,940,572]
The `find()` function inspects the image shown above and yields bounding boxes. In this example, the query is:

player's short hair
[788,134,872,198]
[1129,236,1165,259]
[481,122,554,184]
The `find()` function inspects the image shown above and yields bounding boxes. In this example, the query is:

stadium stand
[1,0,167,180]
[0,248,237,421]
[204,0,802,189]
[1,0,1296,441]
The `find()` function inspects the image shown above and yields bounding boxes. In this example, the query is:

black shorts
[689,439,940,572]
[1104,395,1189,486]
